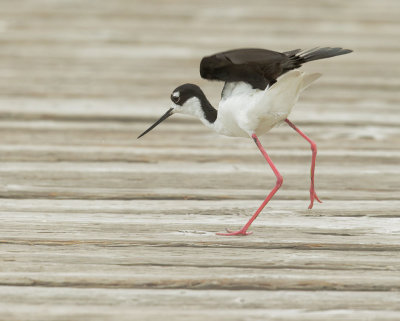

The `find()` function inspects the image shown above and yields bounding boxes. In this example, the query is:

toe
[216,229,252,236]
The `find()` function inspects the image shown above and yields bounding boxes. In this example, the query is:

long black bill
[137,108,174,139]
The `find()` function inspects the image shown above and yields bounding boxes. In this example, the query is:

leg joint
[276,174,283,188]
[310,141,317,151]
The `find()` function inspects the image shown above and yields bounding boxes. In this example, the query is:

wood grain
[0,0,399,320]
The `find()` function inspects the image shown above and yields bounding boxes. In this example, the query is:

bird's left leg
[285,118,322,209]
[217,134,283,236]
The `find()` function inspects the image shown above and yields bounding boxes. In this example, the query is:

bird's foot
[216,228,253,236]
[308,189,322,209]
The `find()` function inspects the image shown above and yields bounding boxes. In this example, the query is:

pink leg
[217,134,283,236]
[285,118,322,209]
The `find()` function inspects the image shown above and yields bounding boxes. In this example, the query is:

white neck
[173,96,217,131]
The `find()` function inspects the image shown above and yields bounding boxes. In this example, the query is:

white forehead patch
[172,91,180,98]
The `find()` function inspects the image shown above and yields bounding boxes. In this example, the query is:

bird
[137,47,352,236]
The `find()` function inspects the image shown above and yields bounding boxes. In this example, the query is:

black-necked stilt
[138,47,352,236]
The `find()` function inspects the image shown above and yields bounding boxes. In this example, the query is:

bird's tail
[284,47,352,68]
[297,47,353,62]
[301,72,322,90]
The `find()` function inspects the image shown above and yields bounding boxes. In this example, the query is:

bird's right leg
[285,118,322,209]
[217,134,283,236]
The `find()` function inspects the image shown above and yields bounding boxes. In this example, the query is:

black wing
[200,47,352,90]
[200,48,297,90]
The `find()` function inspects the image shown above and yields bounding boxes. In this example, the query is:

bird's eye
[171,92,180,104]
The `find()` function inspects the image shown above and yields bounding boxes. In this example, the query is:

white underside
[210,70,321,138]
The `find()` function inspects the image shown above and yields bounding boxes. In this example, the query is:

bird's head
[137,83,209,139]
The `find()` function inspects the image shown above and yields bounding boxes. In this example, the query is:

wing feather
[200,47,351,90]
[200,48,291,90]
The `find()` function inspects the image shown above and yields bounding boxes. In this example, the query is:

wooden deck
[1,0,400,320]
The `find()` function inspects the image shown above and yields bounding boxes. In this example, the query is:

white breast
[213,70,321,138]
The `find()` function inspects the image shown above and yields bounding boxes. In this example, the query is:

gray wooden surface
[1,0,400,320]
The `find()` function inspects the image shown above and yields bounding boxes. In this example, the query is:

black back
[200,47,352,90]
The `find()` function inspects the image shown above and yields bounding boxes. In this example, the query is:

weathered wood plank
[0,161,398,200]
[1,287,400,311]
[1,200,399,248]
[0,199,399,216]
[1,304,399,321]
[1,268,400,291]
[0,0,399,319]
[3,245,400,272]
